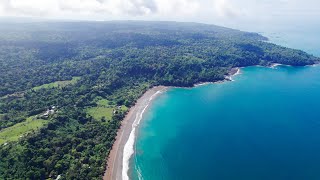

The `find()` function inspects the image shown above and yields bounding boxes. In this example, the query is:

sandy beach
[103,86,167,180]
[103,68,242,180]
[103,67,243,180]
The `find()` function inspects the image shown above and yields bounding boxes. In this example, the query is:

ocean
[130,24,320,180]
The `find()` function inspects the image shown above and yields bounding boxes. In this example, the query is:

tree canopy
[0,21,318,179]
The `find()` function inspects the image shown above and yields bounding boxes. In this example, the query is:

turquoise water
[131,28,320,179]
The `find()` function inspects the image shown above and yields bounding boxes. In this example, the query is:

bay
[130,26,320,180]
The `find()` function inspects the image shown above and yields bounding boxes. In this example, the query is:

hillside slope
[0,21,318,179]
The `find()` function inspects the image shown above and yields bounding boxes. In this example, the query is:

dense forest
[0,21,318,179]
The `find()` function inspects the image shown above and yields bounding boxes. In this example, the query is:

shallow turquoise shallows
[131,26,320,180]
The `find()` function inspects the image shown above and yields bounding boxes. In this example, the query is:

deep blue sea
[130,24,320,180]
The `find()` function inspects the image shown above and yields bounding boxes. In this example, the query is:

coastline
[102,63,318,179]
[194,67,241,87]
[103,67,241,180]
[103,86,167,180]
[270,63,282,68]
[226,67,241,81]
[112,64,320,179]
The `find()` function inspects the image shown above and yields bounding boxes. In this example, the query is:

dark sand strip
[103,86,167,180]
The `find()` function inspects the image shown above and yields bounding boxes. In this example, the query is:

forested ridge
[0,21,318,179]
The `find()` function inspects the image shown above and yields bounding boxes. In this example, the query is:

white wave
[136,165,144,180]
[122,90,162,180]
[233,68,241,76]
[270,63,282,69]
[227,68,241,81]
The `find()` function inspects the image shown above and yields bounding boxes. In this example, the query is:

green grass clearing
[33,77,80,90]
[120,105,128,111]
[96,99,112,107]
[86,98,128,122]
[86,106,114,122]
[0,116,48,145]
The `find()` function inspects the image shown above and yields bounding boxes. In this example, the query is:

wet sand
[103,67,242,180]
[103,86,167,180]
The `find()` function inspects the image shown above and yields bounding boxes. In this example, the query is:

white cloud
[0,0,201,18]
[154,0,199,16]
[213,0,241,18]
[0,0,319,28]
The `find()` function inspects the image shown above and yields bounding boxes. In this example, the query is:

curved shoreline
[103,86,167,180]
[103,68,242,180]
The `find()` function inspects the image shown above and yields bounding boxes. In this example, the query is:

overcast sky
[0,0,319,30]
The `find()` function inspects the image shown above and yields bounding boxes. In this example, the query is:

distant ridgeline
[0,21,318,179]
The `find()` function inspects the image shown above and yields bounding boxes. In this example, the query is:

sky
[0,0,319,30]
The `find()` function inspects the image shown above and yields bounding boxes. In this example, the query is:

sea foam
[122,90,162,180]
[228,68,241,81]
